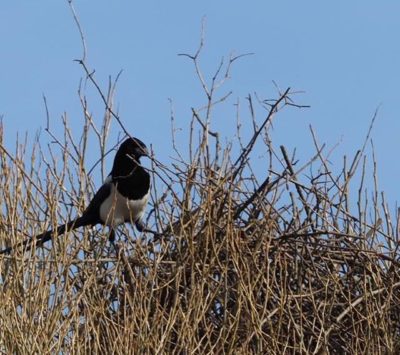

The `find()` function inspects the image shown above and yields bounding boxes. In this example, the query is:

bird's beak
[135,146,149,157]
[142,146,150,157]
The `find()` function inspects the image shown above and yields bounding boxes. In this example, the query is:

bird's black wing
[82,181,112,223]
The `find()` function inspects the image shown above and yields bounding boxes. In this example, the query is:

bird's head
[119,137,149,161]
[110,137,149,178]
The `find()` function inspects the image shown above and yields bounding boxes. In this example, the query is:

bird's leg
[135,219,163,240]
[108,228,116,242]
[108,228,121,257]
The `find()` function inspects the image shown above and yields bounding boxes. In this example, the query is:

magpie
[0,137,150,255]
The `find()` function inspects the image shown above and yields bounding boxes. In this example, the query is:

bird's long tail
[0,215,90,255]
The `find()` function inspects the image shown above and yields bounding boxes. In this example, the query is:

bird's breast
[99,184,149,227]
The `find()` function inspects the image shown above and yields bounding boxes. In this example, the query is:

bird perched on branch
[0,137,150,255]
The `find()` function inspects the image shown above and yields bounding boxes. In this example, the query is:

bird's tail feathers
[0,215,92,255]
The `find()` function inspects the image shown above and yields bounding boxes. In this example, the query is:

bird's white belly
[100,184,149,227]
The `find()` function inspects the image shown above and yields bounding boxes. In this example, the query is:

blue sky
[1,1,400,208]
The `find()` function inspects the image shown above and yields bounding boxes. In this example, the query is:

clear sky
[1,1,399,207]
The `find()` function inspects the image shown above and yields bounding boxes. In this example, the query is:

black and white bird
[0,137,150,254]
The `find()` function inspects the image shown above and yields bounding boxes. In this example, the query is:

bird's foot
[135,220,145,232]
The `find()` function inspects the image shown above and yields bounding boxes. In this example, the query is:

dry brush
[0,46,399,355]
